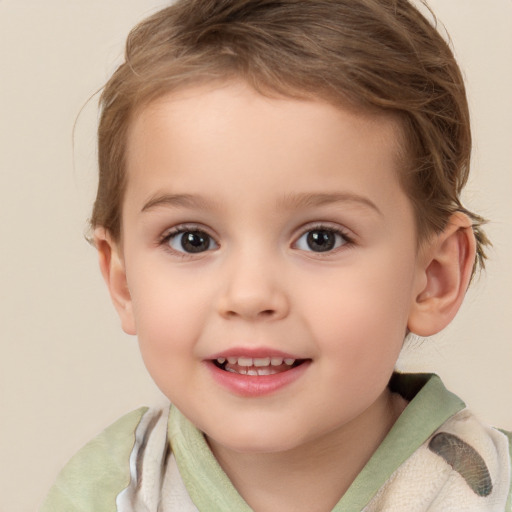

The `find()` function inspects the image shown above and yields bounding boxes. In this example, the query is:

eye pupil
[307,230,336,252]
[182,231,210,253]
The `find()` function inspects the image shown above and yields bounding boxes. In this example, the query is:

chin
[206,426,306,455]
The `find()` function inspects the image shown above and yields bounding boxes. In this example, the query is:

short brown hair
[92,0,489,270]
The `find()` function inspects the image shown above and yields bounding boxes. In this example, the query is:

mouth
[207,352,311,396]
[212,356,308,376]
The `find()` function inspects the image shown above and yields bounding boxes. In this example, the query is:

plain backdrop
[1,1,511,510]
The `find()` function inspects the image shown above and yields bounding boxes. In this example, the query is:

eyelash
[158,223,354,257]
[159,224,219,259]
[293,223,354,254]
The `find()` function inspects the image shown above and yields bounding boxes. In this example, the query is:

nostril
[218,290,289,321]
[223,308,277,320]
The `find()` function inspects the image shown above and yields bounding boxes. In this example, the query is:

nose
[216,252,290,321]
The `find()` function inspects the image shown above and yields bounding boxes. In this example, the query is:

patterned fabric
[428,432,493,497]
[362,409,511,511]
[40,374,512,511]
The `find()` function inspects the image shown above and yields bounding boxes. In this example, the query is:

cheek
[128,273,211,399]
[301,254,416,356]
[128,267,212,356]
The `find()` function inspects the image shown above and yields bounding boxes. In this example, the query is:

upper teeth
[219,357,295,367]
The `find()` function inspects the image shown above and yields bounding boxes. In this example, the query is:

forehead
[123,81,409,218]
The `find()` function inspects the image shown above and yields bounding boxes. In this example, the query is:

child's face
[112,81,427,454]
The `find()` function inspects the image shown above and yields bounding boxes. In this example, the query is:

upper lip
[207,347,305,361]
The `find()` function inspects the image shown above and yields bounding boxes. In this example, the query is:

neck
[207,388,407,512]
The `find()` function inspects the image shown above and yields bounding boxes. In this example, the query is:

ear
[94,227,137,335]
[407,213,476,337]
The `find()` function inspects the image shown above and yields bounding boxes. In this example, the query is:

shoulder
[364,374,512,511]
[40,407,151,512]
[368,408,512,511]
[434,410,511,492]
[425,410,512,510]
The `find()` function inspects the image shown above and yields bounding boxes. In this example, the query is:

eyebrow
[141,193,217,213]
[141,191,382,216]
[277,192,382,216]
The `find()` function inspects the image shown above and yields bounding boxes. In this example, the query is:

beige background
[1,1,511,510]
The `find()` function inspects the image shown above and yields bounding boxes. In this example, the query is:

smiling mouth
[213,356,307,376]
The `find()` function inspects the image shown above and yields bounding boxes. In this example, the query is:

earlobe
[407,213,476,337]
[94,227,137,335]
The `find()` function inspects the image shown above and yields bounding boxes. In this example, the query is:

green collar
[168,373,465,512]
[333,373,465,510]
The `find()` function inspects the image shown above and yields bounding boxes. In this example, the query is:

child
[41,0,511,510]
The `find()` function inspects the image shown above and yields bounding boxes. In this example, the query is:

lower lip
[205,361,311,397]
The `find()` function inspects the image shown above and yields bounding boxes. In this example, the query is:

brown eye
[168,230,217,253]
[295,228,346,253]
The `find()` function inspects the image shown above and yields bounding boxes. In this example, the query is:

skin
[96,81,476,511]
